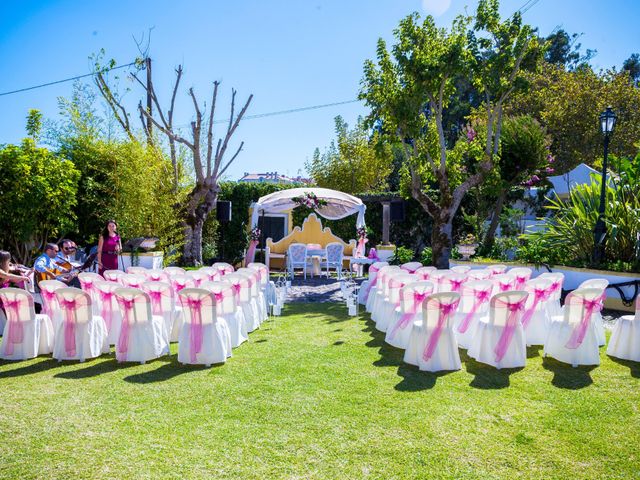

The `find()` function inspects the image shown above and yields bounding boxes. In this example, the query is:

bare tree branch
[217,141,244,179]
[206,81,220,177]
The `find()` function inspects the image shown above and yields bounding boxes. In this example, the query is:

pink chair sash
[521,285,553,329]
[181,296,210,363]
[493,297,527,362]
[514,274,530,290]
[1,298,24,355]
[458,288,492,334]
[447,277,465,292]
[389,290,431,339]
[40,289,58,319]
[58,296,89,357]
[422,299,460,361]
[115,295,147,360]
[98,290,115,330]
[244,240,259,267]
[565,293,605,349]
[362,265,384,300]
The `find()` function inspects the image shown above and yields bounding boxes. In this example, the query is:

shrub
[391,245,415,265]
[486,236,519,261]
[420,247,433,266]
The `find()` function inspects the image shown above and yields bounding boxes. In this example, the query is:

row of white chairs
[360,262,638,370]
[0,263,272,366]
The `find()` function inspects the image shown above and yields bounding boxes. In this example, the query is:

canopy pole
[382,201,391,245]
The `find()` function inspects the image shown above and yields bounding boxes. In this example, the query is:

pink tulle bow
[389,291,430,339]
[458,289,491,334]
[60,298,78,357]
[565,295,604,349]
[2,298,23,355]
[422,300,459,361]
[117,298,135,360]
[494,298,526,362]
[185,298,204,363]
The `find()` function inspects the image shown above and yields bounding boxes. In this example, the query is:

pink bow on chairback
[422,298,460,361]
[493,296,527,362]
[458,287,492,334]
[40,289,58,319]
[59,296,89,357]
[115,295,146,360]
[180,295,212,363]
[1,297,24,355]
[521,285,554,329]
[145,288,174,316]
[564,293,605,349]
[389,289,432,339]
[97,289,115,330]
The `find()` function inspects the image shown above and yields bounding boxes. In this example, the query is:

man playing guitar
[34,243,80,287]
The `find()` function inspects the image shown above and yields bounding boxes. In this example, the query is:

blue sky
[0,0,638,180]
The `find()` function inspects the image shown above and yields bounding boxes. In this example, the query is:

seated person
[34,243,80,287]
[56,239,80,268]
[0,250,31,289]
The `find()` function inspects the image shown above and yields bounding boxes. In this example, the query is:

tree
[623,53,640,86]
[306,116,393,193]
[360,0,541,267]
[544,29,595,70]
[93,56,253,266]
[507,63,640,172]
[0,138,80,264]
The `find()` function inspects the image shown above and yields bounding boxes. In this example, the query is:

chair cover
[453,280,493,349]
[222,273,260,332]
[212,262,235,276]
[439,272,467,293]
[103,270,125,282]
[145,269,170,282]
[170,275,196,295]
[53,288,109,361]
[126,266,148,275]
[38,279,66,329]
[359,261,388,306]
[400,262,422,274]
[247,263,269,291]
[164,266,187,277]
[426,270,450,294]
[544,288,603,367]
[450,265,471,274]
[385,281,435,349]
[200,281,248,348]
[94,280,124,346]
[404,292,462,372]
[370,266,401,323]
[577,278,609,346]
[538,272,564,318]
[376,273,416,332]
[186,271,209,288]
[491,273,516,296]
[199,267,222,283]
[177,288,232,365]
[509,268,533,290]
[141,281,183,342]
[520,278,554,346]
[324,242,344,279]
[237,268,268,323]
[0,288,54,359]
[114,288,170,363]
[607,296,640,362]
[120,274,146,289]
[413,266,437,281]
[78,272,104,316]
[468,291,529,369]
[488,264,508,275]
[467,269,492,281]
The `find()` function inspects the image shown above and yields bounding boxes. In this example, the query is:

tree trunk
[431,214,453,269]
[483,189,507,249]
[182,184,218,266]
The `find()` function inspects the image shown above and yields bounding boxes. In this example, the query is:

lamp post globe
[592,107,617,265]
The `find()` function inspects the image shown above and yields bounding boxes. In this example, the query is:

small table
[306,245,326,277]
[349,257,375,277]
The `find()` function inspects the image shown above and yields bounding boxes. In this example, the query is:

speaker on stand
[390,201,405,222]
[216,201,232,262]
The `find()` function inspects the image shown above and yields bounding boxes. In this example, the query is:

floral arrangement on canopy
[292,192,328,209]
[356,226,367,241]
[249,227,261,242]
[245,226,262,266]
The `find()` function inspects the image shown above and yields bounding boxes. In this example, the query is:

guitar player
[33,243,80,287]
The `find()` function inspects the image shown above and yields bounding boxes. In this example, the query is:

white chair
[323,242,344,279]
[607,295,640,362]
[427,270,450,293]
[78,272,104,316]
[450,265,471,274]
[222,273,260,332]
[198,267,222,283]
[103,270,125,282]
[287,243,310,280]
[0,288,54,360]
[400,262,422,273]
[544,288,602,367]
[212,262,235,276]
[488,264,508,275]
[126,266,148,275]
[177,288,232,365]
[404,292,462,372]
[170,275,196,295]
[201,281,248,348]
[186,270,209,288]
[120,274,146,289]
[237,267,267,323]
[577,278,608,346]
[38,279,66,328]
[141,281,182,342]
[145,269,170,282]
[164,266,187,277]
[113,288,170,363]
[467,269,492,281]
[520,278,554,346]
[491,273,516,296]
[370,266,401,323]
[468,290,529,369]
[538,272,564,318]
[376,273,416,333]
[439,272,467,293]
[453,280,493,349]
[414,266,437,281]
[359,261,388,306]
[94,280,124,346]
[386,281,435,349]
[53,288,109,361]
[509,267,533,290]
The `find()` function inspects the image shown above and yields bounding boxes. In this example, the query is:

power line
[0,61,139,97]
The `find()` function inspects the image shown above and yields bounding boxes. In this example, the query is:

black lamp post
[592,106,617,264]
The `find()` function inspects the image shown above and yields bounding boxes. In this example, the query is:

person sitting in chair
[34,243,80,287]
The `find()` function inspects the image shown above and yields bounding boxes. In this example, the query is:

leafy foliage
[391,245,415,264]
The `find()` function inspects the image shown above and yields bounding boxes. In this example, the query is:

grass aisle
[0,303,639,479]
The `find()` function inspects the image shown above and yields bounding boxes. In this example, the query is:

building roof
[238,171,312,184]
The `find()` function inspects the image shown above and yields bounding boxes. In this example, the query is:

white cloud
[422,0,452,17]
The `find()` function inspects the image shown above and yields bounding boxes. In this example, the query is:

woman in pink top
[97,220,122,275]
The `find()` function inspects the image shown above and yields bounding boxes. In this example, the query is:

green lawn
[1,303,638,479]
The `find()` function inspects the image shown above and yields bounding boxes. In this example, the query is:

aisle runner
[287,277,363,303]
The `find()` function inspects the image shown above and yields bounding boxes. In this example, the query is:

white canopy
[547,163,601,197]
[250,187,366,228]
